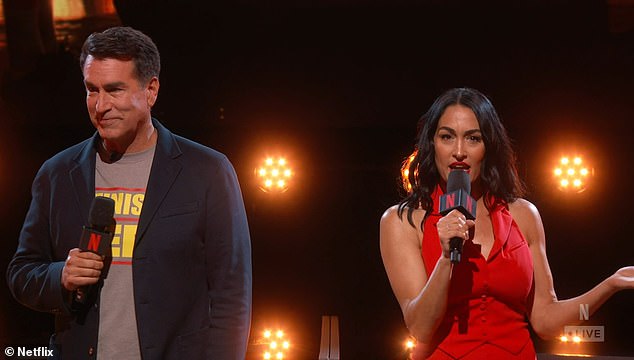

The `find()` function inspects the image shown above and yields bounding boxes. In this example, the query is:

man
[7,26,252,359]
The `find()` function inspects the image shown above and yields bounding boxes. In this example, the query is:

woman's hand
[609,266,634,290]
[436,209,475,259]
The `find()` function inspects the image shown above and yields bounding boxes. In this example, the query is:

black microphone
[439,170,476,264]
[75,196,116,304]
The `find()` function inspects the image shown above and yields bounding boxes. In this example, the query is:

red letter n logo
[87,233,102,252]
[446,193,455,208]
[466,195,475,214]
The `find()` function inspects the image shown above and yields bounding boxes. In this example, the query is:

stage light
[53,0,86,20]
[405,339,415,350]
[401,150,418,193]
[52,0,116,21]
[404,335,416,358]
[260,328,290,359]
[553,154,594,193]
[256,156,293,193]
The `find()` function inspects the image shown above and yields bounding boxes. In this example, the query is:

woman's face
[433,104,486,183]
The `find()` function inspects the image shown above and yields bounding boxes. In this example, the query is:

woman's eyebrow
[437,127,481,135]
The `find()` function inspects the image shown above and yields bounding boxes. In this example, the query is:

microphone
[75,196,116,304]
[439,170,476,264]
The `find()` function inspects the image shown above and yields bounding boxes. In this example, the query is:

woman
[380,87,634,359]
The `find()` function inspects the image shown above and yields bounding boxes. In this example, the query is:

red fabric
[414,187,535,359]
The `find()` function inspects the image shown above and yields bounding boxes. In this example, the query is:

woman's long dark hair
[398,88,526,227]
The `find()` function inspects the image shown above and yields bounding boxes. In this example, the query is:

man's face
[83,56,158,151]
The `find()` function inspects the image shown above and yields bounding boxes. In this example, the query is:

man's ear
[146,77,160,107]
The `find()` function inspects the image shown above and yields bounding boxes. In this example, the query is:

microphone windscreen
[447,169,471,194]
[88,196,115,228]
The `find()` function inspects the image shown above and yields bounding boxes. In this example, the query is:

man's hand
[61,248,104,291]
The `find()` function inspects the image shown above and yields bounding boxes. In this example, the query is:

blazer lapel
[135,120,182,247]
[69,136,98,226]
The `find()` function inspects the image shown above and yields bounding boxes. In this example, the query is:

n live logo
[562,304,605,342]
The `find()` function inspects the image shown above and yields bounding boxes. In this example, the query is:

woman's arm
[511,199,634,339]
[380,205,471,343]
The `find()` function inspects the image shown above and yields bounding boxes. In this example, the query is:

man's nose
[95,92,112,114]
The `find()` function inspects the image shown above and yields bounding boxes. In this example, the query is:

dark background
[1,1,633,359]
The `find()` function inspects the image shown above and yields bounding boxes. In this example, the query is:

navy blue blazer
[7,119,252,359]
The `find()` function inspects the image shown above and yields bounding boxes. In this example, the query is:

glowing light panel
[553,155,594,193]
[256,156,293,193]
[260,328,290,359]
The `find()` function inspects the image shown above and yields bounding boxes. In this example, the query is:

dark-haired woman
[380,87,634,359]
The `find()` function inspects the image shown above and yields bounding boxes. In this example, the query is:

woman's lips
[449,162,470,171]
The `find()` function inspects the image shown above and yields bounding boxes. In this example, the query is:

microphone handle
[74,227,114,306]
[449,237,463,264]
[74,285,94,305]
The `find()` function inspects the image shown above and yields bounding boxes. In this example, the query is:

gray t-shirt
[95,146,155,360]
